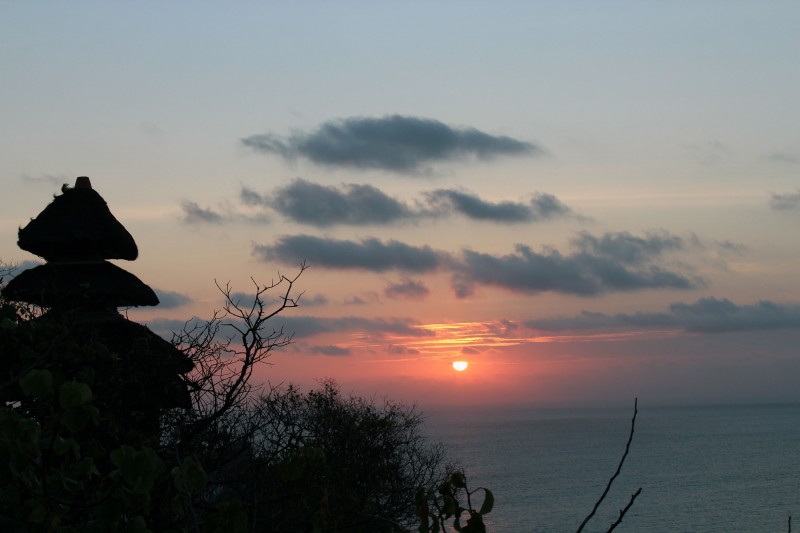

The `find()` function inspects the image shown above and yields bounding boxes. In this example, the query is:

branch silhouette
[576,398,641,533]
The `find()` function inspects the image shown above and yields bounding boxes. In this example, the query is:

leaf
[58,381,92,409]
[111,446,163,494]
[60,407,92,433]
[19,369,54,399]
[479,488,494,515]
[450,471,467,489]
[52,435,80,457]
[443,494,457,517]
[172,455,207,494]
[461,512,486,533]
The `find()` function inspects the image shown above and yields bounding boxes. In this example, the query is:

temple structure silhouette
[3,176,192,437]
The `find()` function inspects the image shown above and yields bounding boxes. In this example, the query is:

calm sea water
[424,403,800,533]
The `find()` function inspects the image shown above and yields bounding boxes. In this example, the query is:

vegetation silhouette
[1,266,643,532]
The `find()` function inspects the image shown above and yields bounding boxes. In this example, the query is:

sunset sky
[3,2,800,407]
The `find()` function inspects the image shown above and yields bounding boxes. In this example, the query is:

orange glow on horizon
[334,320,685,365]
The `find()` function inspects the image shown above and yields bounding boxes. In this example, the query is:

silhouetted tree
[159,265,450,531]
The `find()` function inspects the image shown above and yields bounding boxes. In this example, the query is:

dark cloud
[452,230,701,297]
[425,189,572,223]
[255,230,702,297]
[572,230,684,265]
[241,115,541,174]
[770,189,800,211]
[269,178,415,226]
[187,180,578,228]
[253,235,444,273]
[311,345,351,356]
[384,277,430,300]
[525,297,800,334]
[153,288,192,309]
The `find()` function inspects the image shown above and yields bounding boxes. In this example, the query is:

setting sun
[452,361,469,372]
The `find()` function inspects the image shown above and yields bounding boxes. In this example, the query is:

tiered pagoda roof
[4,177,157,309]
[1,176,192,420]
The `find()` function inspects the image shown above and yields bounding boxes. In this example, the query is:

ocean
[424,403,800,533]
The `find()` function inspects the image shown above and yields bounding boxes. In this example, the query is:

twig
[576,398,639,533]
[606,487,642,532]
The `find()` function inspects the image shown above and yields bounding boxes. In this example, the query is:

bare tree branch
[166,262,307,445]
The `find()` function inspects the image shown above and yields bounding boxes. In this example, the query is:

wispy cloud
[145,314,433,344]
[181,201,224,223]
[241,115,541,174]
[770,189,800,211]
[525,297,800,333]
[275,315,434,339]
[715,240,747,254]
[21,173,68,186]
[180,200,269,224]
[310,345,351,356]
[763,152,799,165]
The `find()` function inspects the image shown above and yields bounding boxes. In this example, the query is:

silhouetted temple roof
[17,177,138,262]
[3,262,159,308]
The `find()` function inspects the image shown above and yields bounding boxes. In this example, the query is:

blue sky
[2,2,800,406]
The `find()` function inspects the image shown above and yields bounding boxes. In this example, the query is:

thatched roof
[2,261,159,308]
[17,178,138,261]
